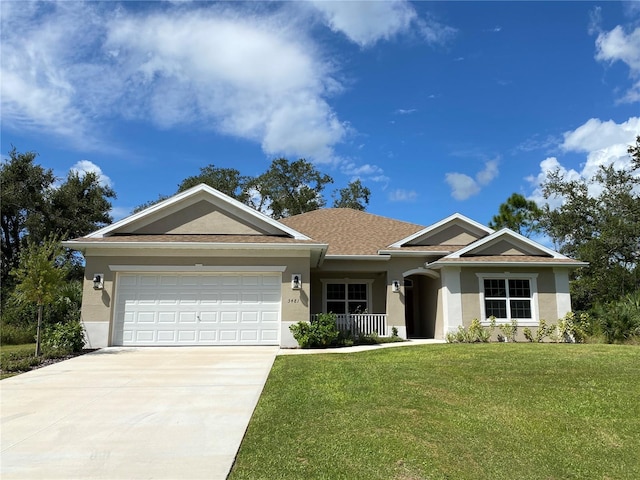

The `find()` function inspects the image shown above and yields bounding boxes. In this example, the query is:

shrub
[0,323,36,345]
[289,313,340,348]
[498,318,518,342]
[42,320,85,355]
[592,291,640,344]
[446,319,493,343]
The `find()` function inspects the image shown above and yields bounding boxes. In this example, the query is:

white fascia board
[377,249,453,256]
[62,240,328,252]
[86,184,311,240]
[387,213,494,248]
[427,259,588,269]
[324,254,391,261]
[447,228,569,259]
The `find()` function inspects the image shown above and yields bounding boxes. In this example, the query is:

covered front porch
[310,313,389,337]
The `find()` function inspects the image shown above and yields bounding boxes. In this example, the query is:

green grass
[230,344,640,480]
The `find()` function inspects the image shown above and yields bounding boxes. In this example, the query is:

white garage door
[113,273,281,346]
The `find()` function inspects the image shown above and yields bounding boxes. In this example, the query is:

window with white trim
[323,281,370,314]
[477,274,538,325]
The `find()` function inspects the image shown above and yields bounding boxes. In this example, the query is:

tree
[539,136,640,310]
[1,148,55,284]
[1,148,116,289]
[489,193,542,237]
[47,170,116,240]
[332,179,371,210]
[10,236,67,356]
[249,158,334,219]
[177,164,251,202]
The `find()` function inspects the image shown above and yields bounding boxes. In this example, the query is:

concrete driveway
[1,346,277,480]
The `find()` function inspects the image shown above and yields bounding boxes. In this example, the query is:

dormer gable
[388,213,494,248]
[447,228,569,259]
[87,184,310,240]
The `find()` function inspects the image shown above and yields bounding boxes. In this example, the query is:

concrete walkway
[0,346,277,480]
[277,338,445,355]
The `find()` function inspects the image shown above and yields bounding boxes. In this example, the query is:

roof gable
[448,228,568,259]
[87,184,310,240]
[389,213,494,248]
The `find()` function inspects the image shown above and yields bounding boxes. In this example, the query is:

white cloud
[445,159,499,201]
[527,116,640,206]
[394,108,417,115]
[342,162,384,177]
[476,159,499,186]
[0,2,346,161]
[308,0,456,48]
[445,173,479,201]
[309,0,417,47]
[70,160,113,188]
[388,189,418,202]
[594,24,640,103]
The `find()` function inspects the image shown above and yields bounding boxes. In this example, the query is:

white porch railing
[310,313,388,337]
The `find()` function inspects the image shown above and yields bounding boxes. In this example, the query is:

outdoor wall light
[291,274,302,290]
[93,274,104,290]
[392,280,401,293]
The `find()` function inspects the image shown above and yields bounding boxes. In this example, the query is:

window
[478,275,537,325]
[324,281,369,314]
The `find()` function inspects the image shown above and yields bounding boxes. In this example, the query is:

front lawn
[230,344,640,480]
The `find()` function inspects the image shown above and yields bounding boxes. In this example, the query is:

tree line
[2,137,640,346]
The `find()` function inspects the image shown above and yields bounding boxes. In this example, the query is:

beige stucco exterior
[80,250,312,347]
[66,185,582,348]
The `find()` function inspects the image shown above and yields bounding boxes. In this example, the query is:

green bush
[592,291,640,343]
[42,320,85,355]
[289,313,340,348]
[0,323,36,345]
[446,318,493,343]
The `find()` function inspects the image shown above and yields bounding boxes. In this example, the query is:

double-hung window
[323,281,370,314]
[478,274,538,325]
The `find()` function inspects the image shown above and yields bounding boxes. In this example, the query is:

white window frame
[476,273,539,327]
[320,279,374,314]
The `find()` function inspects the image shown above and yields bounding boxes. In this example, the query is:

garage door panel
[261,330,278,342]
[240,330,258,341]
[137,312,156,323]
[219,330,239,342]
[158,312,177,323]
[178,331,197,342]
[157,331,177,342]
[261,312,279,323]
[115,272,281,346]
[179,312,197,323]
[199,312,218,323]
[220,312,238,323]
[241,311,258,323]
[139,276,159,287]
[135,331,155,342]
[198,331,217,341]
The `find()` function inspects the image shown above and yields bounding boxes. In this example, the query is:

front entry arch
[404,273,440,339]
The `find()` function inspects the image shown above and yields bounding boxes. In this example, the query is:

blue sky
[2,1,639,229]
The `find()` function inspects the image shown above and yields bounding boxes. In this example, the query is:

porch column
[385,271,407,339]
[441,266,462,334]
[553,267,572,319]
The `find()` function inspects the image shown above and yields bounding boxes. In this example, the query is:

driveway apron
[1,346,277,479]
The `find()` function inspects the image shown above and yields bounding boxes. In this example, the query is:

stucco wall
[80,251,310,347]
[458,266,559,328]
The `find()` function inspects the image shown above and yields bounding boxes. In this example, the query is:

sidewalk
[278,338,445,355]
